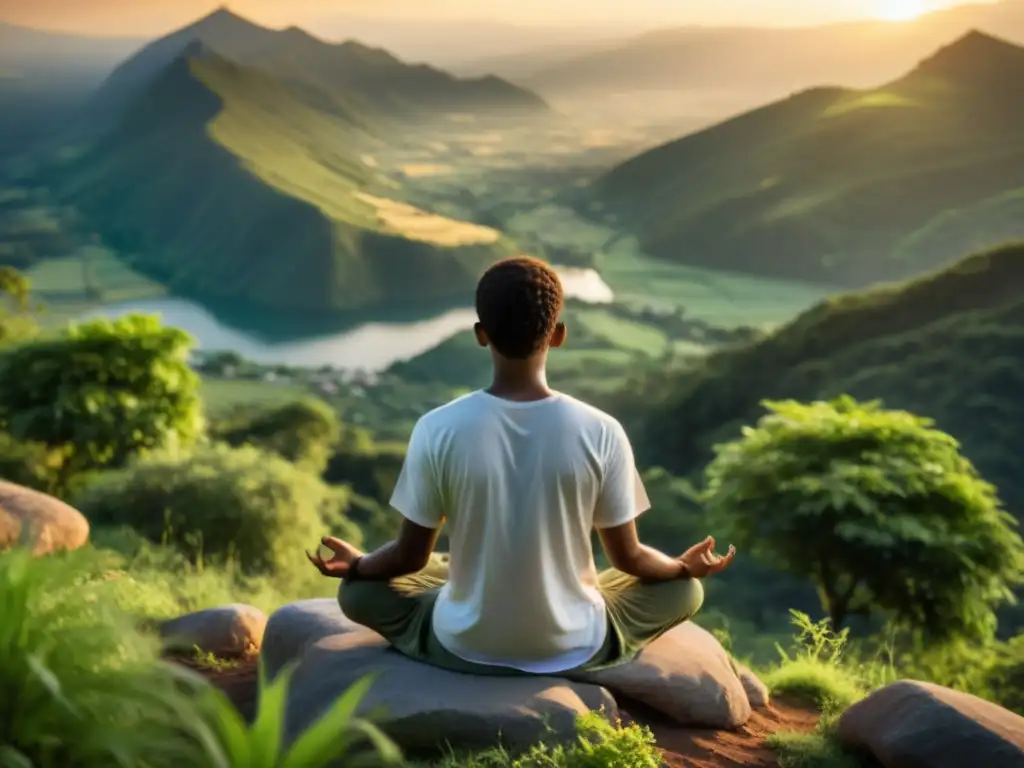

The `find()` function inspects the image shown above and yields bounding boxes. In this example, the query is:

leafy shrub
[0,545,403,767]
[0,314,203,492]
[72,444,354,577]
[0,431,54,491]
[427,712,660,768]
[212,397,341,475]
[705,396,1024,641]
[0,547,194,767]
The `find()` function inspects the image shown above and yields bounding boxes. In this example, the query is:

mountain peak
[907,29,1024,83]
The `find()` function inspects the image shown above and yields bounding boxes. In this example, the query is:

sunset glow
[873,0,928,21]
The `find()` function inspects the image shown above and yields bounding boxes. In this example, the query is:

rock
[284,630,619,755]
[0,481,89,556]
[261,596,362,679]
[161,604,267,659]
[566,622,752,729]
[736,663,770,709]
[837,680,1024,768]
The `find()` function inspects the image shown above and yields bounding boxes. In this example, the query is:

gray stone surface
[284,629,619,754]
[261,595,362,679]
[837,680,1024,768]
[567,621,753,728]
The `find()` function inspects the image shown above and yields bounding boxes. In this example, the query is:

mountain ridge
[585,30,1024,287]
[60,41,516,317]
[88,8,547,131]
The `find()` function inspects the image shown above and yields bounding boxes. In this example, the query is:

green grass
[201,377,312,416]
[594,250,830,327]
[423,712,661,768]
[572,309,669,355]
[766,731,866,768]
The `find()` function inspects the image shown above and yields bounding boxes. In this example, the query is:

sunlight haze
[0,0,994,35]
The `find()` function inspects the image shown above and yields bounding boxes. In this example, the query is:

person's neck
[486,356,553,403]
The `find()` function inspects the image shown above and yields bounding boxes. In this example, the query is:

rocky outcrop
[266,596,769,752]
[261,596,361,680]
[566,622,753,728]
[160,604,268,659]
[0,481,89,555]
[284,629,618,754]
[837,680,1024,768]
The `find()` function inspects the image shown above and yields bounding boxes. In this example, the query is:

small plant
[176,662,403,768]
[427,712,660,768]
[762,611,870,714]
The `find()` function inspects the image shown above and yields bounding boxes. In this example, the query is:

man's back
[390,389,649,672]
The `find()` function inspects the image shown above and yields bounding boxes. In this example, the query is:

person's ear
[550,322,567,349]
[473,322,489,348]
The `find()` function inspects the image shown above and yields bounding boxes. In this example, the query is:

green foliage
[705,396,1024,641]
[179,662,402,768]
[0,545,404,767]
[0,314,203,490]
[72,443,353,578]
[212,397,341,474]
[762,611,872,713]
[427,712,660,768]
[0,431,54,491]
[766,731,867,768]
[976,633,1024,714]
[0,546,199,767]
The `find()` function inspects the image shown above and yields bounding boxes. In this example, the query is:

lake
[81,266,614,371]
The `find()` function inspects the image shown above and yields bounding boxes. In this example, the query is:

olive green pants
[338,557,704,676]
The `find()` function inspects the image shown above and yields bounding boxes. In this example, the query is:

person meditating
[307,256,736,676]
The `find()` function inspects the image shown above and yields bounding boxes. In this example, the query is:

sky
[0,0,995,37]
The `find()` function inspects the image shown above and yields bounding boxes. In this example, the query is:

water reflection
[81,266,613,370]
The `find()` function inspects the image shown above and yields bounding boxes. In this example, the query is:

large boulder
[261,596,362,679]
[160,604,268,659]
[566,621,753,729]
[284,629,618,755]
[837,680,1024,768]
[0,481,89,556]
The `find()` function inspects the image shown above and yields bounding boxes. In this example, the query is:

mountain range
[55,9,545,317]
[585,30,1024,287]
[503,0,1024,99]
[626,241,1024,556]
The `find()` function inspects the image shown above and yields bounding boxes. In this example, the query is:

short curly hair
[475,257,564,360]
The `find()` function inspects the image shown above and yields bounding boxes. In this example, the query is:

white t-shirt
[389,390,650,673]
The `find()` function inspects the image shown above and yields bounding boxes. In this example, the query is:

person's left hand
[306,536,364,579]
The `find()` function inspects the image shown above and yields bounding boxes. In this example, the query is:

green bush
[72,444,354,578]
[0,431,54,491]
[0,314,203,492]
[212,397,341,475]
[705,396,1024,641]
[0,547,194,767]
[427,712,660,768]
[0,546,403,767]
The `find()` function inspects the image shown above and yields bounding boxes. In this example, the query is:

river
[81,266,614,371]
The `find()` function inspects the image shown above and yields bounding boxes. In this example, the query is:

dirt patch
[169,655,819,767]
[623,698,819,768]
[168,654,259,723]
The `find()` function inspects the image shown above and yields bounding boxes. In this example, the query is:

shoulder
[554,393,624,433]
[413,390,483,435]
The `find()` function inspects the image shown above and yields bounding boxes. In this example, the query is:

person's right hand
[306,536,363,579]
[678,536,736,578]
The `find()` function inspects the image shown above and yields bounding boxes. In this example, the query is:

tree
[704,396,1024,642]
[0,314,203,493]
[72,443,357,577]
[212,397,341,475]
